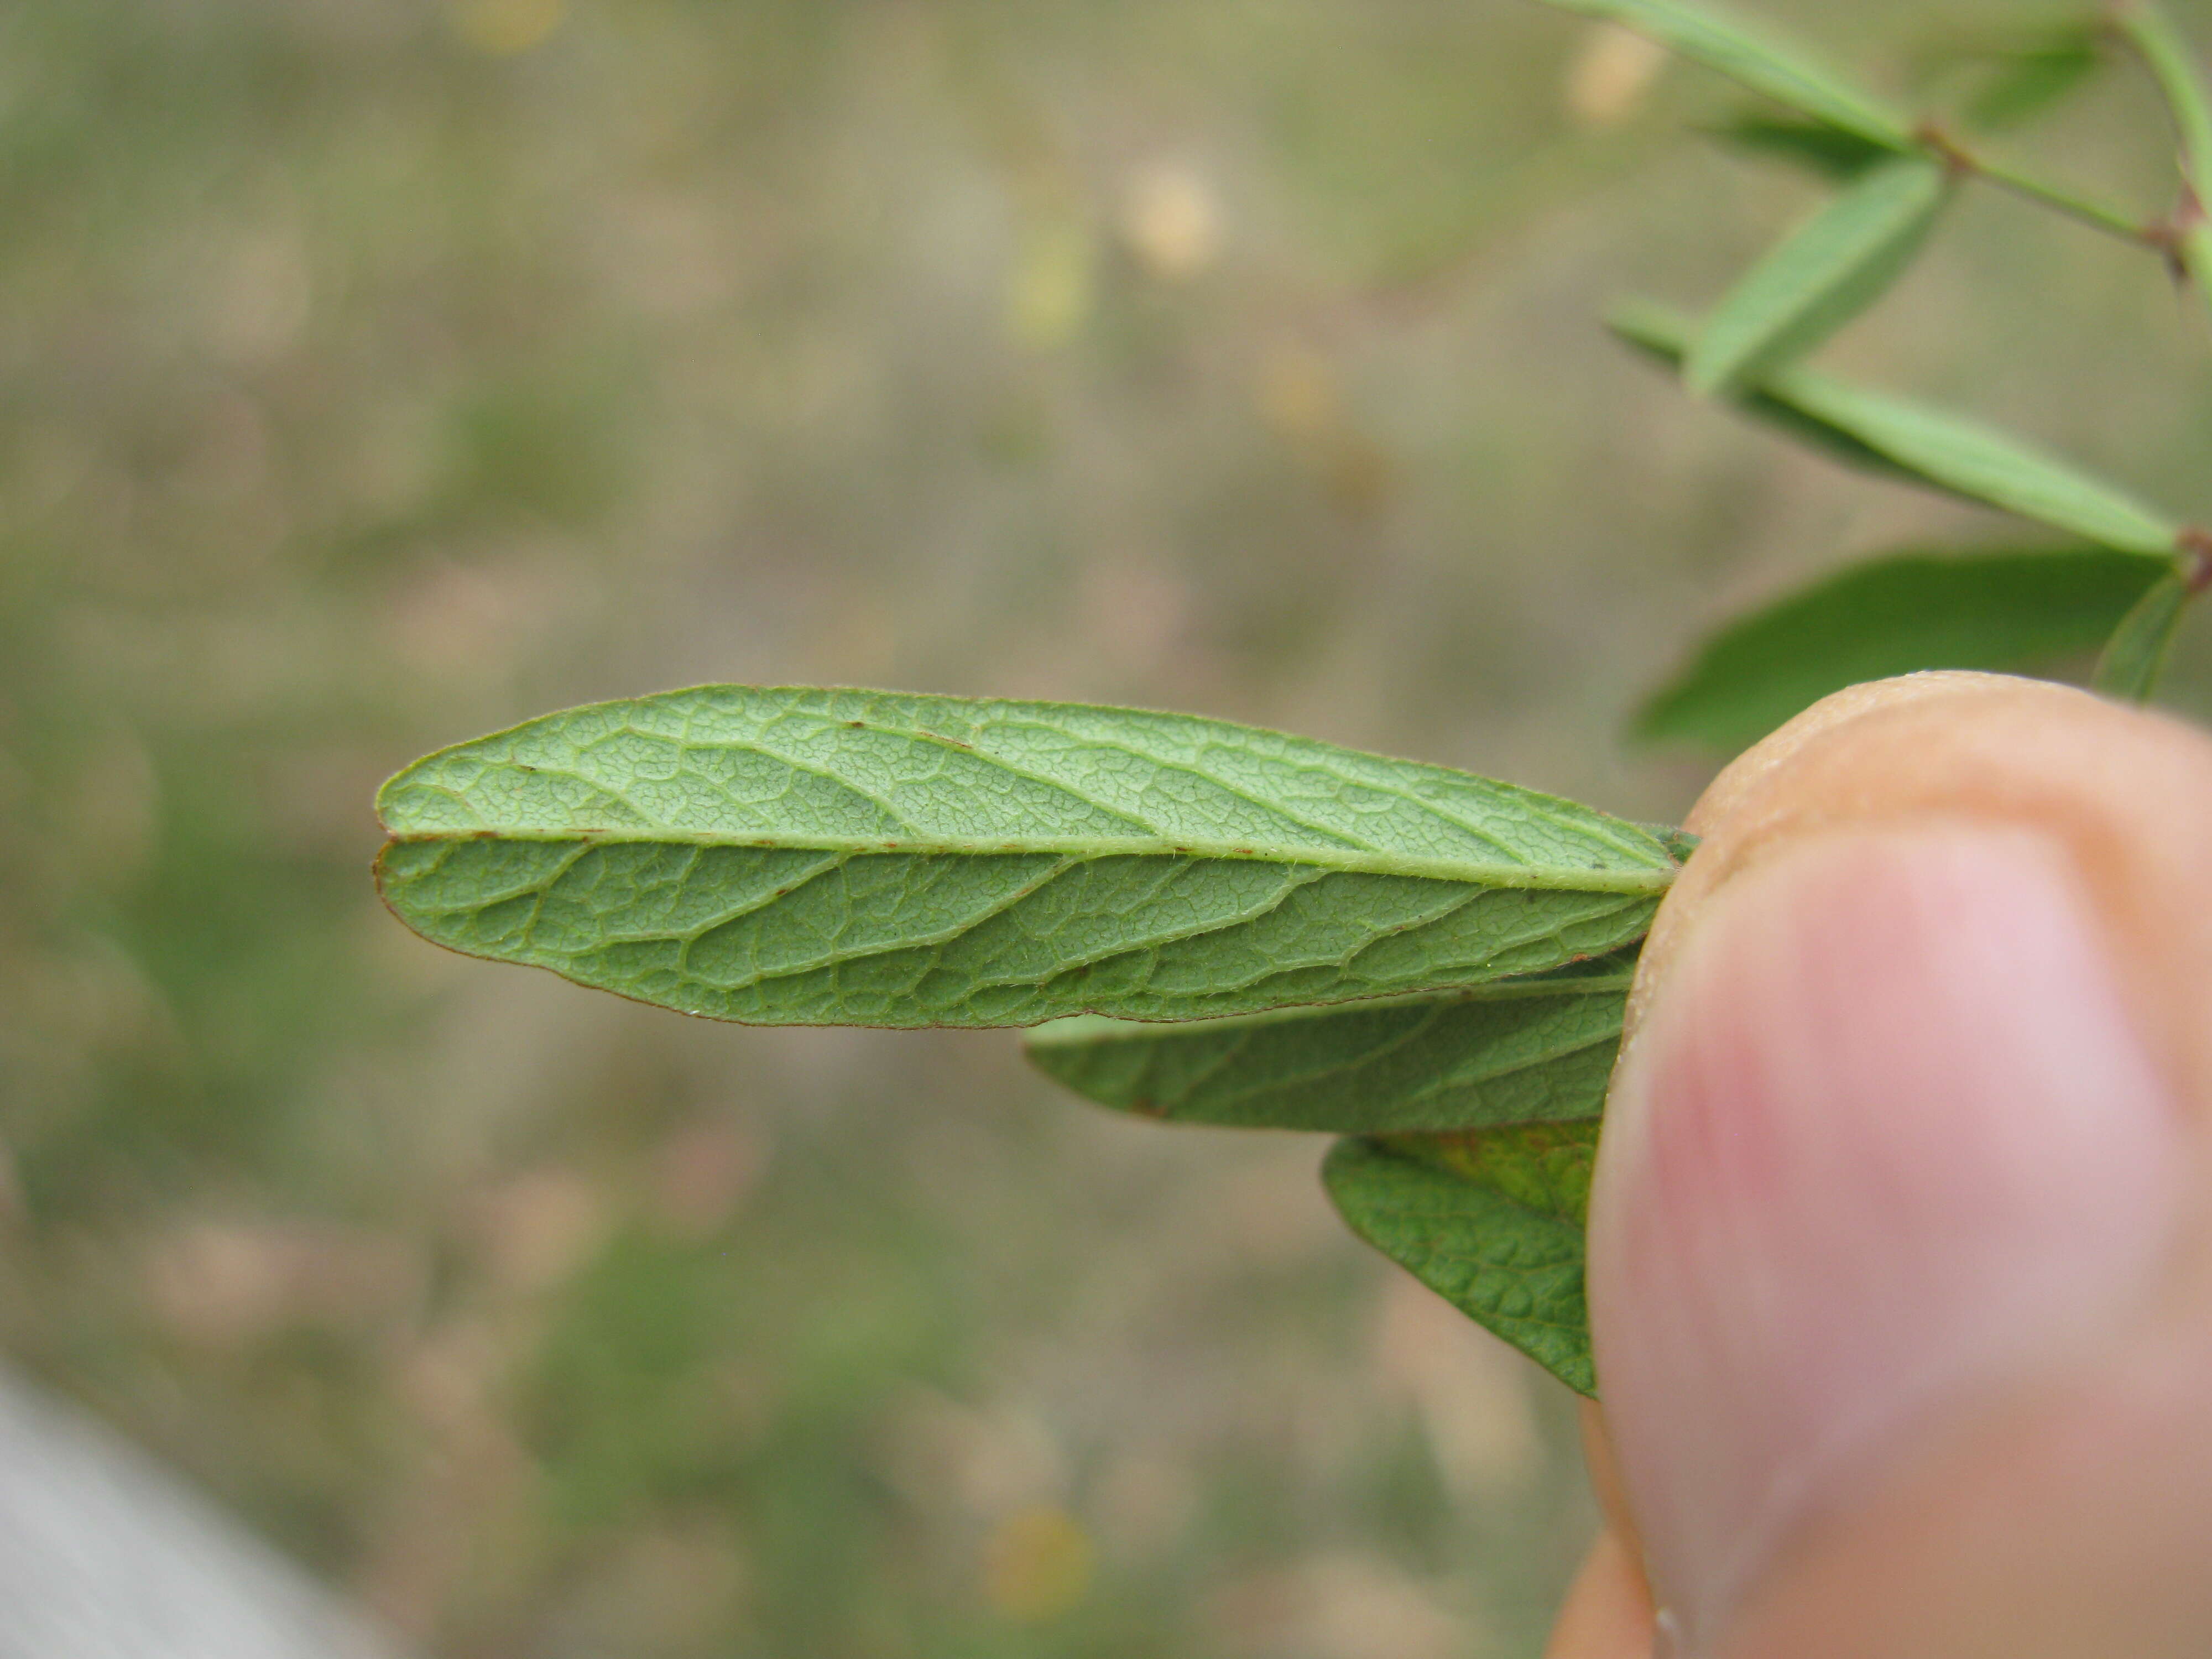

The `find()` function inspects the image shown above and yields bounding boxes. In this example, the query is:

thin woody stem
[1915,123,2171,253]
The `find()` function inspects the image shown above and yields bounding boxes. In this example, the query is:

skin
[1546,672,2212,1659]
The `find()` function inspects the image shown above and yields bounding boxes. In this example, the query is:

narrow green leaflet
[1531,0,1911,147]
[1024,950,1632,1134]
[1326,1127,1601,1395]
[1687,157,1951,397]
[2094,570,2195,702]
[1960,29,2104,132]
[1638,547,2166,751]
[1764,371,2180,555]
[1034,941,1637,1387]
[1610,302,2183,555]
[1611,301,1924,481]
[375,687,1679,1029]
[1705,113,1893,181]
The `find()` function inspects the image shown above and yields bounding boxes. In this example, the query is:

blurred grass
[2,1,2209,1653]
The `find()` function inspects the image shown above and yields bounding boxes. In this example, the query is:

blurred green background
[4,1,2209,1653]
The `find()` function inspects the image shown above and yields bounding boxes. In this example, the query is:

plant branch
[1916,123,2168,251]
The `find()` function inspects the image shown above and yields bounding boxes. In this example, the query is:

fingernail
[1589,828,2184,1654]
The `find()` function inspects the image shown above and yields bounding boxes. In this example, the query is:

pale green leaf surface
[1687,157,1950,396]
[1024,952,1632,1133]
[1638,546,2166,751]
[1326,1132,1598,1395]
[1532,0,1911,145]
[376,687,1677,1027]
[2094,570,2194,703]
[1610,302,2182,555]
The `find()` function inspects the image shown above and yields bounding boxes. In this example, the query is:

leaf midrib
[377,830,1678,895]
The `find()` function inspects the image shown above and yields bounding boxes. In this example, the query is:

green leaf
[1705,113,1895,181]
[1610,300,1926,480]
[375,687,1679,1029]
[1961,31,2104,132]
[1687,158,1951,396]
[1024,950,1632,1134]
[2094,569,2195,703]
[1325,1129,1600,1395]
[1638,546,2167,751]
[1762,374,2182,555]
[1532,0,1912,147]
[1608,302,2184,555]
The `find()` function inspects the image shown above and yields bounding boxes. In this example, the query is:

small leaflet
[1686,156,1950,397]
[1637,546,2166,751]
[1610,302,2183,556]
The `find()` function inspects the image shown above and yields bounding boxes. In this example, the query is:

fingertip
[1592,826,2186,1647]
[1545,1531,1656,1659]
[1631,671,2212,1111]
[1587,670,2212,1657]
[1579,1400,1642,1563]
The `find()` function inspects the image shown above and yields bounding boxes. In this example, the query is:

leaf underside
[1025,938,1636,1394]
[1326,1130,1601,1396]
[1025,951,1630,1134]
[1637,546,2167,751]
[376,687,1676,1028]
[378,687,1669,1392]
